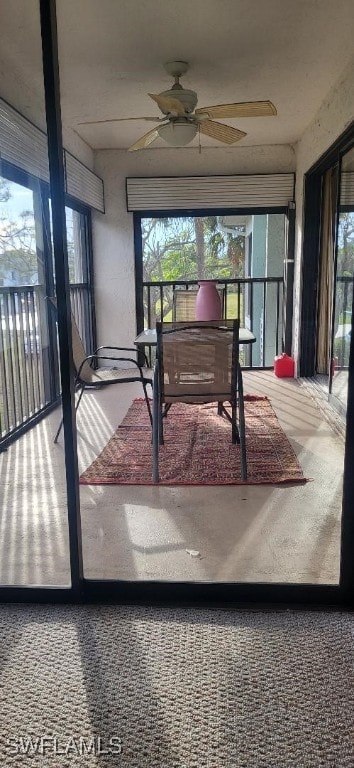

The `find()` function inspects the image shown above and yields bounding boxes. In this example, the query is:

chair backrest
[70,314,94,382]
[172,287,225,321]
[47,296,93,382]
[172,289,198,321]
[156,319,239,404]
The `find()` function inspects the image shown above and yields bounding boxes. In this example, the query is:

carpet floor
[0,604,353,767]
[80,397,307,485]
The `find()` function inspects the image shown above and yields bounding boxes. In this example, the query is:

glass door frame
[300,125,354,602]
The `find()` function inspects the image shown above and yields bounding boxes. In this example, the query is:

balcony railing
[0,283,92,446]
[0,276,287,446]
[142,277,284,368]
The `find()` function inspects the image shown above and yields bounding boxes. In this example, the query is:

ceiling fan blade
[196,101,277,119]
[128,127,160,152]
[198,120,246,144]
[78,116,162,126]
[148,93,186,116]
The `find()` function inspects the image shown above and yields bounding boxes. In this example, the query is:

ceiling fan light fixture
[158,120,197,147]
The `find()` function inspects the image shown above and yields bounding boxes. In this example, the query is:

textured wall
[92,47,354,365]
[92,145,296,348]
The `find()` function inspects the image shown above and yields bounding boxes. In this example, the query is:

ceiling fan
[78,61,277,152]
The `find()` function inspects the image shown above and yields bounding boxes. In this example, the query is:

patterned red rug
[80,396,308,486]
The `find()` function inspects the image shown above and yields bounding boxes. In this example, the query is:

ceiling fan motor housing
[159,88,198,114]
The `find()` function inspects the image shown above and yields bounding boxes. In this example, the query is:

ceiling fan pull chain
[78,60,277,151]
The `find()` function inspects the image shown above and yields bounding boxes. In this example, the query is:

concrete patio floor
[0,372,344,586]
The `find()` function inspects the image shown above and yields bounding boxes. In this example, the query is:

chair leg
[53,414,64,444]
[142,379,152,425]
[237,364,247,481]
[163,403,172,419]
[75,384,85,413]
[158,397,164,446]
[53,384,84,444]
[152,366,160,482]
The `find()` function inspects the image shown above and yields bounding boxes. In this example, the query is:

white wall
[92,144,295,347]
[62,128,94,170]
[293,56,354,365]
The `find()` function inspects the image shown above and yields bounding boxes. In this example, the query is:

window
[48,198,94,353]
[65,205,93,355]
[139,213,286,367]
[0,164,48,434]
[65,207,87,284]
[0,159,95,444]
[0,175,38,287]
[141,215,246,286]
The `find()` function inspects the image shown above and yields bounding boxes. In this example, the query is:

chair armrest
[94,345,149,367]
[95,345,138,353]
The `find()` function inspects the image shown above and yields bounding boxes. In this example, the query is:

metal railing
[0,283,92,444]
[141,277,284,368]
[333,275,353,369]
[69,284,94,355]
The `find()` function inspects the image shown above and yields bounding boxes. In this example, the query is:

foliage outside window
[337,212,354,277]
[0,162,94,442]
[48,202,88,285]
[65,207,86,284]
[141,215,245,319]
[142,215,245,283]
[0,177,37,286]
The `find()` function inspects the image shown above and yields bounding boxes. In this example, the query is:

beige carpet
[0,604,353,766]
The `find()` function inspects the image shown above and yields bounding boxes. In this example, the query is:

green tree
[194,217,205,278]
[337,212,354,276]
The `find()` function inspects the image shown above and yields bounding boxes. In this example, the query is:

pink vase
[195,280,222,321]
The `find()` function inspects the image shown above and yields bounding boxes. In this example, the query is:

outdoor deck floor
[0,372,344,586]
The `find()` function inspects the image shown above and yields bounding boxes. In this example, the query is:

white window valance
[0,98,104,212]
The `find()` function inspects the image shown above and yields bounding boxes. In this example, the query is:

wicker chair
[152,319,247,482]
[52,304,152,443]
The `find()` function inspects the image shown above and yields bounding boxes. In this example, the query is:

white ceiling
[1,0,354,153]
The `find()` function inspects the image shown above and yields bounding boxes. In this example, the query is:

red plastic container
[274,353,295,378]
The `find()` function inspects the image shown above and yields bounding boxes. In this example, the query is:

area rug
[80,396,308,486]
